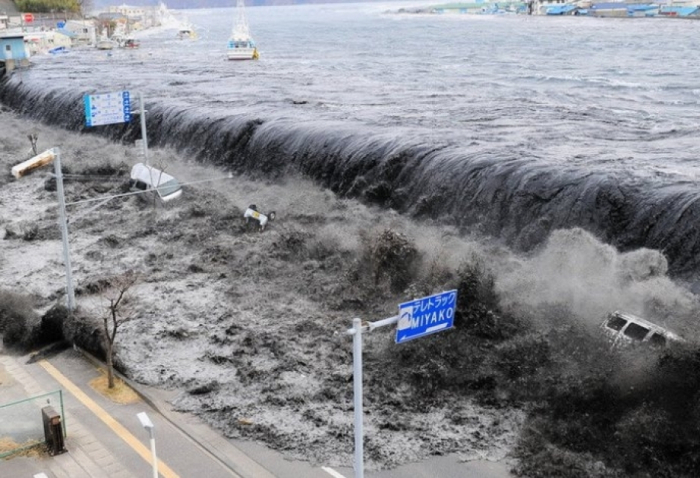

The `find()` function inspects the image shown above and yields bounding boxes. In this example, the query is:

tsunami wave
[2,75,700,288]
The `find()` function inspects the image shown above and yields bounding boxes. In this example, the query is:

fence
[0,390,65,458]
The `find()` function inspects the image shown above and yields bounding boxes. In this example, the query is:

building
[0,34,29,72]
[23,30,72,55]
[63,19,97,46]
[108,4,147,19]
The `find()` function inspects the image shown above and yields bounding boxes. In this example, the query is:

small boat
[96,28,116,50]
[177,28,196,40]
[97,38,116,50]
[124,37,140,49]
[227,0,259,61]
[177,18,197,40]
[48,46,70,55]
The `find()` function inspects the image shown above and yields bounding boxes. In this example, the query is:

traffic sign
[83,91,132,127]
[23,13,34,23]
[395,290,457,343]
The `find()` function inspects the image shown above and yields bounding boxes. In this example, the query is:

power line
[64,174,234,207]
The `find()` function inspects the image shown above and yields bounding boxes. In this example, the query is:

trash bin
[41,405,66,456]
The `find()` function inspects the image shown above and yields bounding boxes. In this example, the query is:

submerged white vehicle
[601,311,684,349]
[243,204,275,231]
[129,163,182,203]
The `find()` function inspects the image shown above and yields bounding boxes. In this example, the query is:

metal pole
[139,91,149,167]
[352,317,364,478]
[149,428,158,478]
[59,389,66,437]
[54,148,75,311]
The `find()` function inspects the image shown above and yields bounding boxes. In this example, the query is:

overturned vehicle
[601,311,684,349]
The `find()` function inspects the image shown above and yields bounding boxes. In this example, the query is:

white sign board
[84,91,132,127]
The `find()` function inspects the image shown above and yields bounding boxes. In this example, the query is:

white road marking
[322,466,347,478]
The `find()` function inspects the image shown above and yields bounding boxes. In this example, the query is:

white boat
[177,18,197,40]
[96,28,116,50]
[97,38,116,50]
[227,0,259,61]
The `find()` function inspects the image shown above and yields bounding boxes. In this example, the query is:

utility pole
[54,148,76,311]
[350,317,364,478]
[139,91,149,167]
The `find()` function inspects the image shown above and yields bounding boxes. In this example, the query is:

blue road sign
[395,289,458,344]
[84,91,131,127]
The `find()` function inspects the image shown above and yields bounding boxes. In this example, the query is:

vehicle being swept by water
[129,163,182,203]
[600,311,684,349]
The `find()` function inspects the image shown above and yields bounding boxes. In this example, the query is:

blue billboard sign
[395,290,458,344]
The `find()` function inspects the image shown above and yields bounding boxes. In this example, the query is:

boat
[96,29,116,50]
[96,38,116,50]
[177,18,197,40]
[124,37,140,49]
[227,0,259,61]
[48,46,70,55]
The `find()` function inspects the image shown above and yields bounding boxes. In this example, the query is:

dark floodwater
[3,3,700,282]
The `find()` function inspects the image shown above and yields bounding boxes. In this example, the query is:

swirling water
[3,3,700,281]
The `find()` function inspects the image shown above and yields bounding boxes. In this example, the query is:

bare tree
[100,271,139,389]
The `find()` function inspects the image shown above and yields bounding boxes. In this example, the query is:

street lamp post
[137,412,158,478]
[54,148,76,311]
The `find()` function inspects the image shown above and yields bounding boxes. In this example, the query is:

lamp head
[137,412,154,429]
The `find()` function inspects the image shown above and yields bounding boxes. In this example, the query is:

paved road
[0,346,515,478]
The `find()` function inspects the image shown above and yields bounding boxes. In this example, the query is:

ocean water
[2,3,700,282]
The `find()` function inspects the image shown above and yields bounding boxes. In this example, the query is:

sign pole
[139,91,149,167]
[344,290,457,477]
[351,317,364,478]
[54,147,76,311]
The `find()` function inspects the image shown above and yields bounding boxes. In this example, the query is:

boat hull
[227,47,257,60]
[177,31,196,40]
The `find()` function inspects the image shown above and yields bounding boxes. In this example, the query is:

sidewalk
[0,349,136,478]
[0,345,277,478]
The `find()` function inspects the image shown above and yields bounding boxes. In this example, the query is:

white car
[129,163,182,203]
[601,311,683,349]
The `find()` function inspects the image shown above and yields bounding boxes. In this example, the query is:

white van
[601,311,683,349]
[129,163,182,203]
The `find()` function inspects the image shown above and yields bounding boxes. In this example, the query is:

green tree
[15,0,81,14]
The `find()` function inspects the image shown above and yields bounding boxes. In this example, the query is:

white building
[23,30,72,55]
[108,4,146,19]
[63,19,97,46]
